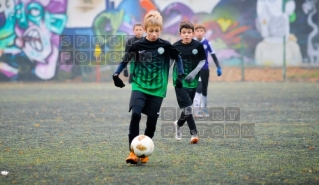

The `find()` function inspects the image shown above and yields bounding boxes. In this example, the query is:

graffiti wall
[0,0,318,81]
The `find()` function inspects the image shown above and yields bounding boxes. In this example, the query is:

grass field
[0,82,319,184]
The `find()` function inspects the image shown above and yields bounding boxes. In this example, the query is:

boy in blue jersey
[193,24,222,118]
[113,10,184,164]
[172,21,207,144]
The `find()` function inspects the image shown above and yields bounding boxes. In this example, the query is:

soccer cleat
[194,110,203,118]
[174,121,182,141]
[202,109,210,118]
[190,134,199,144]
[140,156,149,163]
[126,151,139,164]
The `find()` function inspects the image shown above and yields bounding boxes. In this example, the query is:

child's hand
[217,67,222,76]
[113,74,125,88]
[175,74,183,88]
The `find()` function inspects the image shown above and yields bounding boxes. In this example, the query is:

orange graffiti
[140,0,157,14]
[204,21,250,46]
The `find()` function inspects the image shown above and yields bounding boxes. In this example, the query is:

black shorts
[129,90,163,117]
[174,87,196,108]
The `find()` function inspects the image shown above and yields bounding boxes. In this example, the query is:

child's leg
[186,114,197,135]
[174,87,197,141]
[126,105,142,164]
[142,114,157,164]
[189,88,199,144]
[128,91,147,150]
[175,87,193,127]
[128,105,142,150]
[174,106,191,141]
[126,91,147,164]
[194,77,202,113]
[143,95,163,139]
[177,106,191,127]
[200,69,210,117]
[183,106,199,144]
[200,69,209,106]
[145,115,157,138]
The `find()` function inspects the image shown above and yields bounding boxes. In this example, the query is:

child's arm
[175,55,184,75]
[114,37,136,75]
[175,55,185,89]
[211,53,222,76]
[113,44,136,88]
[113,61,127,88]
[208,41,222,76]
[114,61,129,75]
[185,60,205,82]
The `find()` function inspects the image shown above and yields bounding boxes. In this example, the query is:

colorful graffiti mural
[0,0,67,81]
[0,0,318,81]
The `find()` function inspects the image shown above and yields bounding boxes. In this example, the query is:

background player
[172,21,206,144]
[123,23,144,83]
[193,24,222,118]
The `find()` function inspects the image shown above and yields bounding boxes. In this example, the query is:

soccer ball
[130,135,154,157]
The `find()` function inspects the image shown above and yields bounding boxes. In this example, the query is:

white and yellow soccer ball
[130,135,154,157]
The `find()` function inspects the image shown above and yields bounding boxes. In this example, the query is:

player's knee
[131,106,142,119]
[131,112,141,121]
[183,106,193,116]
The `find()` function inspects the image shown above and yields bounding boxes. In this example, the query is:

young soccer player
[193,24,222,118]
[172,21,207,144]
[113,10,184,164]
[122,23,144,83]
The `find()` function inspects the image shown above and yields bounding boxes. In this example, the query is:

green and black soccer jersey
[173,39,206,88]
[127,37,181,98]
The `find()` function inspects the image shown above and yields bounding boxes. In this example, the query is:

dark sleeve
[211,53,221,68]
[114,42,137,75]
[169,44,184,74]
[175,55,184,75]
[114,61,128,75]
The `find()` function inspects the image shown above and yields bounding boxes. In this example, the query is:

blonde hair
[143,10,163,29]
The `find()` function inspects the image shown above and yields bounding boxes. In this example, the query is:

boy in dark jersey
[172,21,207,144]
[113,10,184,164]
[123,23,144,83]
[193,24,222,118]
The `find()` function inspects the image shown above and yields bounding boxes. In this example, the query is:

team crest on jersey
[192,49,198,55]
[158,47,164,54]
[203,44,207,49]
